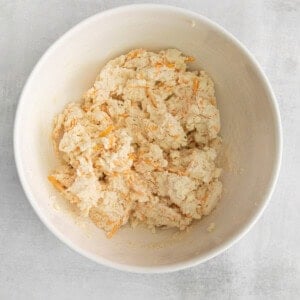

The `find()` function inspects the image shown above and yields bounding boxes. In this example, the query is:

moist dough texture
[48,49,222,238]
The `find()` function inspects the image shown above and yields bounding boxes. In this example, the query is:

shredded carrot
[108,135,115,148]
[110,172,119,177]
[100,103,108,113]
[66,119,77,131]
[155,61,175,69]
[48,175,65,192]
[99,125,115,137]
[148,124,158,131]
[143,158,154,165]
[124,196,132,205]
[122,170,132,176]
[106,219,115,225]
[168,168,186,176]
[93,144,103,151]
[128,152,137,160]
[185,56,195,62]
[127,52,137,60]
[165,62,175,68]
[106,221,122,238]
[126,49,143,60]
[210,97,217,106]
[141,158,161,170]
[171,134,180,139]
[200,194,208,204]
[154,62,164,69]
[118,113,129,118]
[193,78,199,94]
[82,105,89,112]
[127,85,147,89]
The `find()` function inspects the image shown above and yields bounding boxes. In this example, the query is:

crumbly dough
[48,49,222,238]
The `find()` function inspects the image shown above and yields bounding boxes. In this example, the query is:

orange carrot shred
[106,221,122,238]
[193,78,199,93]
[48,175,65,192]
[165,62,175,68]
[185,56,195,62]
[99,125,115,137]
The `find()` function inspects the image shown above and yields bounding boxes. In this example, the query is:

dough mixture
[48,49,222,238]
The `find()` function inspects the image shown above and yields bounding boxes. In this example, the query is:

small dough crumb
[207,222,216,232]
[48,49,222,238]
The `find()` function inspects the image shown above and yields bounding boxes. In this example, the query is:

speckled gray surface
[0,0,299,299]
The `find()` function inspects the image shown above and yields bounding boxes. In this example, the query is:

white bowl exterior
[14,5,281,272]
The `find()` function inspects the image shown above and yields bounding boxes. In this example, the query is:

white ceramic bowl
[14,4,282,273]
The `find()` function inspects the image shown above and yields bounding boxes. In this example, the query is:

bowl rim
[14,3,282,273]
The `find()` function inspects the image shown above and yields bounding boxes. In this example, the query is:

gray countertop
[0,0,299,299]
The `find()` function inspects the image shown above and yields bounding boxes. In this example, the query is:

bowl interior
[15,5,280,271]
